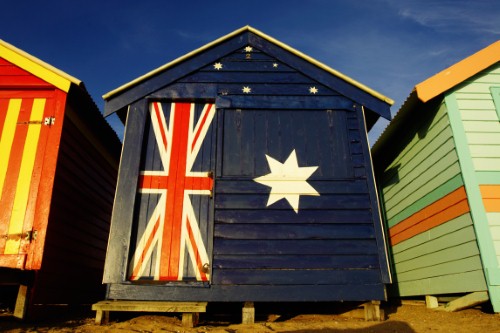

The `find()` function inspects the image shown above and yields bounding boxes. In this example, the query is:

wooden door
[0,90,64,270]
[128,101,216,282]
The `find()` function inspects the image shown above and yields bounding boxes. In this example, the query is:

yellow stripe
[0,99,22,202]
[0,40,78,92]
[5,99,46,254]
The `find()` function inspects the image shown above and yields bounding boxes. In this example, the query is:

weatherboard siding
[379,99,487,296]
[453,63,500,271]
[381,102,459,223]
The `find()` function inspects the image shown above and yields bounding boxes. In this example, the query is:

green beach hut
[372,40,500,311]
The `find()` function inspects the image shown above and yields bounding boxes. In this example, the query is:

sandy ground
[1,301,499,333]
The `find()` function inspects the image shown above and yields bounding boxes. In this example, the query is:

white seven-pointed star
[253,150,319,213]
[242,86,252,93]
[214,62,223,70]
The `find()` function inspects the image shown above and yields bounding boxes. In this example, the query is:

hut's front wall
[444,63,500,311]
[105,43,389,302]
[378,99,487,296]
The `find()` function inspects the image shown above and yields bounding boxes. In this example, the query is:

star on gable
[309,86,319,94]
[253,150,319,213]
[213,62,223,70]
[273,63,279,68]
[244,46,253,52]
[242,86,252,94]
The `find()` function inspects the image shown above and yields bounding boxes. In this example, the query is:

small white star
[242,86,252,93]
[213,62,223,70]
[273,63,279,68]
[253,150,319,213]
[309,86,319,94]
[244,46,253,52]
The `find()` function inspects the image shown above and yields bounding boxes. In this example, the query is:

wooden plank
[215,179,368,194]
[394,270,487,296]
[212,268,381,285]
[463,120,500,132]
[473,157,500,171]
[392,215,473,255]
[214,209,373,224]
[395,256,484,283]
[213,254,380,269]
[92,301,207,312]
[442,291,489,312]
[213,239,378,255]
[181,71,313,84]
[214,223,375,240]
[103,100,147,283]
[215,193,371,210]
[394,240,481,274]
[107,282,387,302]
[461,110,498,121]
[456,99,495,110]
[13,284,29,319]
[217,95,354,110]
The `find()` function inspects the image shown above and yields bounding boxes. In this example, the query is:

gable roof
[372,40,500,162]
[103,26,393,119]
[0,39,81,93]
[416,40,500,103]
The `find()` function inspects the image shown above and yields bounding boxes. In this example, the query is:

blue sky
[1,0,499,143]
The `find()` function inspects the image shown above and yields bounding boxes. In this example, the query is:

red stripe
[153,102,168,150]
[191,104,213,151]
[0,98,9,134]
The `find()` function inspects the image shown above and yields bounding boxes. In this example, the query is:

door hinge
[17,117,55,126]
[1,230,37,242]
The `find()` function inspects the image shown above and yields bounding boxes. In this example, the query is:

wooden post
[13,284,29,319]
[242,302,255,324]
[363,301,382,321]
[425,295,439,309]
[182,313,199,327]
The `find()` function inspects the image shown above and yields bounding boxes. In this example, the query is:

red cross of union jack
[129,101,215,281]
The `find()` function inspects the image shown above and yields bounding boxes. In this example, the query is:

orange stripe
[389,186,470,246]
[480,185,500,212]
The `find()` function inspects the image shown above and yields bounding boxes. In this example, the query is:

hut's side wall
[445,63,500,311]
[379,100,487,296]
[30,96,120,310]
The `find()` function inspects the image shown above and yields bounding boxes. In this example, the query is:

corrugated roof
[372,39,500,157]
[415,40,500,103]
[0,39,81,93]
[103,26,394,106]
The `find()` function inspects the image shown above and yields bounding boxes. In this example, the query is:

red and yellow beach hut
[0,39,121,318]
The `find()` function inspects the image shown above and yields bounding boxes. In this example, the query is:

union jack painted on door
[129,101,216,282]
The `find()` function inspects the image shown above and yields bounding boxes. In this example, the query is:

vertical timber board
[103,100,147,283]
[356,105,391,283]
